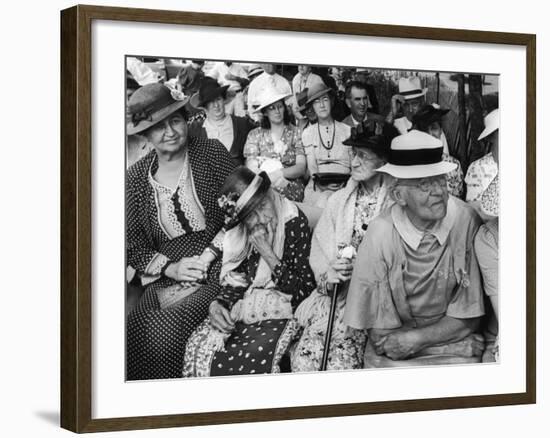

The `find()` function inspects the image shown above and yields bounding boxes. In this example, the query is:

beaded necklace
[317,120,336,157]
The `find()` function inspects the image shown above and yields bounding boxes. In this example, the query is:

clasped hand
[165,256,208,284]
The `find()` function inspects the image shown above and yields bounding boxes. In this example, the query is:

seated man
[344,130,485,368]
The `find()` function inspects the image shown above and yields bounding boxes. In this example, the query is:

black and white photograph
[125,57,500,381]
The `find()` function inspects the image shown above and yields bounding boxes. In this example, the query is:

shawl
[295,176,394,330]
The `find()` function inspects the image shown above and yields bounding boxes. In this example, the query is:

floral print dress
[291,184,383,372]
[244,125,306,201]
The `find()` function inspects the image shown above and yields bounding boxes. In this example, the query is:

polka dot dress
[126,137,236,381]
[183,211,316,377]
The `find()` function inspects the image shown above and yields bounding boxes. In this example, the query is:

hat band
[400,88,424,97]
[129,93,176,127]
[390,147,443,166]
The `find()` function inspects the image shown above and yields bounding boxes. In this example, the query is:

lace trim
[144,252,169,276]
[148,153,206,239]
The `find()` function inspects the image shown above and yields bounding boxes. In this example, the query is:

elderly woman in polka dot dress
[126,83,236,380]
[183,167,316,376]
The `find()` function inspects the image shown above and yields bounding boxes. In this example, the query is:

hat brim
[376,161,457,179]
[127,98,188,136]
[189,85,230,110]
[248,69,264,78]
[402,88,428,100]
[305,87,334,105]
[254,92,292,113]
[478,125,498,140]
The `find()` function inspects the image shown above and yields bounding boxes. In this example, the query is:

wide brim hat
[221,171,272,230]
[295,88,310,112]
[253,89,291,113]
[305,82,334,105]
[377,129,457,178]
[398,76,428,100]
[126,83,189,136]
[412,103,450,128]
[478,108,500,140]
[189,78,230,110]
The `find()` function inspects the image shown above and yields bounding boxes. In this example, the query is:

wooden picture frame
[60,4,536,433]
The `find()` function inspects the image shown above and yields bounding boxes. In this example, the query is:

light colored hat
[253,88,291,113]
[247,64,264,79]
[377,130,457,178]
[478,108,500,140]
[398,76,428,100]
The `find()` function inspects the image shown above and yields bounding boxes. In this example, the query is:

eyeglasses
[398,176,447,193]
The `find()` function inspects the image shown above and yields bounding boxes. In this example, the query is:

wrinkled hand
[325,258,354,285]
[249,223,273,255]
[165,256,207,283]
[209,301,235,333]
[374,330,420,360]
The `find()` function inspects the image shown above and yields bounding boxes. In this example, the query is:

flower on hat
[218,192,240,226]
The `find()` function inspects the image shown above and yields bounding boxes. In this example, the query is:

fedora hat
[398,77,428,100]
[412,103,450,131]
[253,88,291,113]
[305,82,334,105]
[189,78,229,110]
[126,82,189,136]
[376,130,457,179]
[478,108,499,140]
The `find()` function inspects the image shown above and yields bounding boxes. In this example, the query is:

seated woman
[301,83,352,208]
[244,88,307,202]
[465,108,499,215]
[291,124,397,372]
[183,167,316,377]
[475,172,499,362]
[411,103,464,198]
[126,83,236,380]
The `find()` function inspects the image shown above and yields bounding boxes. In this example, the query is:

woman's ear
[392,185,408,207]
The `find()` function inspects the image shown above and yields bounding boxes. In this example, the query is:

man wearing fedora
[386,76,428,135]
[188,78,255,166]
[344,130,486,368]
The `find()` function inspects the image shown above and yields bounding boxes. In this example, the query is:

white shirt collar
[392,197,457,250]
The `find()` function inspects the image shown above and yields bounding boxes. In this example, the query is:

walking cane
[320,282,339,371]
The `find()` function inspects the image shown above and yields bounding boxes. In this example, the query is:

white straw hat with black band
[253,88,291,113]
[376,130,457,179]
[398,77,428,100]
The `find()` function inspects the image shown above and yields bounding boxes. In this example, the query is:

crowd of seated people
[125,59,499,380]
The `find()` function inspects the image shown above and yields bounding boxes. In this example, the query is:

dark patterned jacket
[126,136,236,278]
